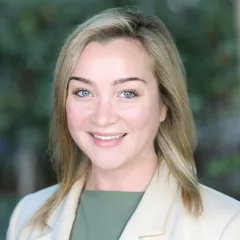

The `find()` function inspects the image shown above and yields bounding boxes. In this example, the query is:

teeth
[93,134,125,140]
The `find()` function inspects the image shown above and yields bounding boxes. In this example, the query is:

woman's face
[66,38,167,170]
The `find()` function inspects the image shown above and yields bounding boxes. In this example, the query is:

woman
[7,7,240,240]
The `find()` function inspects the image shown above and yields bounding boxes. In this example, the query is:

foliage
[207,154,240,177]
[0,196,19,239]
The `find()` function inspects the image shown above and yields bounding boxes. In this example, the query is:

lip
[89,132,127,137]
[88,132,127,147]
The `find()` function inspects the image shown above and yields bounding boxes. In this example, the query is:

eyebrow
[69,76,147,86]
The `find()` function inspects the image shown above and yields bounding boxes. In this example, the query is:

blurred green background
[0,0,240,238]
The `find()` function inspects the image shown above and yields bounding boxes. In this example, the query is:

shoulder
[21,184,59,219]
[7,184,59,239]
[25,184,59,207]
[198,184,240,239]
[200,184,240,215]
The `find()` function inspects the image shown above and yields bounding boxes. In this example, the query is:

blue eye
[120,90,138,99]
[76,89,92,97]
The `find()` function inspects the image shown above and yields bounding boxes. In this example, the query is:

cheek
[120,101,160,131]
[66,97,91,129]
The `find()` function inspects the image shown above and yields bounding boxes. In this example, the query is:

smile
[92,133,126,141]
[88,132,127,147]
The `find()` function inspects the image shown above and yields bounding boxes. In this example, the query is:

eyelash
[119,89,139,98]
[74,88,93,97]
[73,88,139,99]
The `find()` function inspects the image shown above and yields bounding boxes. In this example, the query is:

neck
[85,153,158,192]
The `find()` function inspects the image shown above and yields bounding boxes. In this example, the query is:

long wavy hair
[31,7,202,228]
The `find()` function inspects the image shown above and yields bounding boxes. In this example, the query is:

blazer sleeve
[6,195,30,240]
[220,209,240,240]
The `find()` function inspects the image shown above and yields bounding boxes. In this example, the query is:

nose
[91,98,118,127]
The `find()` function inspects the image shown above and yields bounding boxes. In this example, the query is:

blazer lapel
[120,162,180,240]
[45,177,86,240]
[20,176,86,240]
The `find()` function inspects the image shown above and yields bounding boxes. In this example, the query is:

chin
[90,158,128,171]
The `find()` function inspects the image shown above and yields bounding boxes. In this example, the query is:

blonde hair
[31,7,202,228]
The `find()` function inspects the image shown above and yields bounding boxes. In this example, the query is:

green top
[71,190,144,240]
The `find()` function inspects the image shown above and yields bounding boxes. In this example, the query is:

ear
[159,104,167,122]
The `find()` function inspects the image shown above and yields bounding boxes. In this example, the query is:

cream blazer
[6,163,240,240]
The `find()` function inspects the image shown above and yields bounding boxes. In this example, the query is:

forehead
[71,38,154,82]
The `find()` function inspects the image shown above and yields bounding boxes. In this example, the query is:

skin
[66,38,167,191]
